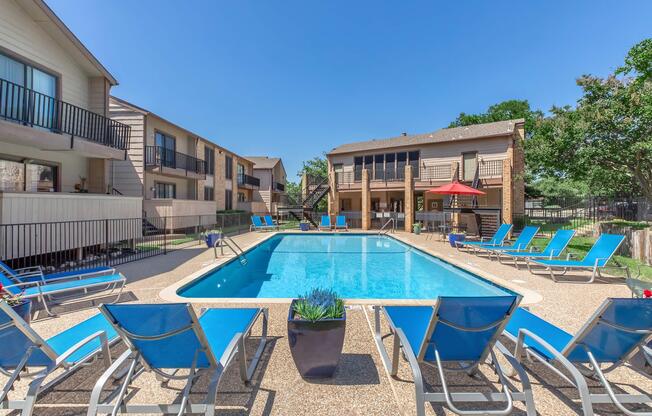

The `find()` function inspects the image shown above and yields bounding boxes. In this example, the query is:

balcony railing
[238,173,260,187]
[145,146,206,175]
[479,159,504,178]
[273,182,285,192]
[420,163,453,181]
[0,77,130,150]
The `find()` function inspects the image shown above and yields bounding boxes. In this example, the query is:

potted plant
[201,229,223,248]
[0,283,31,323]
[299,220,311,231]
[413,222,422,235]
[287,288,346,378]
[448,231,466,248]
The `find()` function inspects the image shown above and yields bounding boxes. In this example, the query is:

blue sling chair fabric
[374,296,536,416]
[455,223,513,252]
[87,303,268,416]
[482,226,540,259]
[319,215,332,231]
[0,301,117,415]
[263,215,279,230]
[250,215,274,231]
[0,260,114,284]
[335,215,348,231]
[528,234,626,282]
[504,298,652,415]
[496,229,576,268]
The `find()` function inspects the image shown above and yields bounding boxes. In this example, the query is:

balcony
[237,173,260,188]
[0,77,130,151]
[478,159,504,179]
[273,182,285,192]
[145,146,206,179]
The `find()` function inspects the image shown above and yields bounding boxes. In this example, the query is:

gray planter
[287,300,346,378]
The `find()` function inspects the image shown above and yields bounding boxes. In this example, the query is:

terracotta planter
[287,300,346,378]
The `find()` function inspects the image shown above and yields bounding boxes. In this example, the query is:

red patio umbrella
[426,181,486,196]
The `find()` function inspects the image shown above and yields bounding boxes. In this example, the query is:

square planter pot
[205,233,222,248]
[448,233,465,248]
[299,223,310,232]
[287,300,346,378]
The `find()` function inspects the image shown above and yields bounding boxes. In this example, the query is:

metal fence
[514,196,650,237]
[0,212,252,274]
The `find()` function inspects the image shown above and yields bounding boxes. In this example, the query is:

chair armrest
[14,266,43,274]
[55,330,110,366]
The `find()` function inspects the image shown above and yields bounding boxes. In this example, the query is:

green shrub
[292,288,344,322]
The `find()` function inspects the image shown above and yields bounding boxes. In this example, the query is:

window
[353,156,363,181]
[396,152,407,179]
[374,155,384,180]
[225,156,233,179]
[225,189,233,210]
[155,132,176,168]
[204,186,214,201]
[463,152,478,181]
[237,192,246,202]
[0,157,58,192]
[1,52,58,127]
[204,148,215,175]
[340,199,351,211]
[154,182,176,199]
[364,155,373,178]
[409,151,420,179]
[385,153,395,180]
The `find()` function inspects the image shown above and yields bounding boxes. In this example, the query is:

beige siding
[0,0,98,109]
[109,100,145,197]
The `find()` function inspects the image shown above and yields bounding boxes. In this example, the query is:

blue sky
[48,0,652,181]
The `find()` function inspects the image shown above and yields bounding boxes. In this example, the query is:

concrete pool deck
[4,230,651,415]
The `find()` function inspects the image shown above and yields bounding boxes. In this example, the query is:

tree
[297,155,328,180]
[448,99,544,139]
[528,39,652,202]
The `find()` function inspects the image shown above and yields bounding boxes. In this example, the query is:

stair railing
[378,218,395,235]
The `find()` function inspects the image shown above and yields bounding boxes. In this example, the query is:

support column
[502,159,513,225]
[404,165,414,232]
[328,168,339,216]
[361,169,371,230]
[451,161,460,228]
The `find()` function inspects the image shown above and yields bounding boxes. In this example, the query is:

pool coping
[158,230,543,306]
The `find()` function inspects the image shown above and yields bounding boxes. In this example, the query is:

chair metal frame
[87,304,268,416]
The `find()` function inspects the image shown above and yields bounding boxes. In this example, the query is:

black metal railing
[145,146,206,175]
[273,182,285,192]
[0,212,254,273]
[479,159,504,178]
[0,77,130,150]
[238,173,260,187]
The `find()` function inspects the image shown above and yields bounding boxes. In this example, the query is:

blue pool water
[178,234,512,299]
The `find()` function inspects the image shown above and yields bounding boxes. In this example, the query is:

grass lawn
[530,236,652,281]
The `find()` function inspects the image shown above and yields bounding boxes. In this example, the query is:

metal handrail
[213,234,248,265]
[378,218,395,235]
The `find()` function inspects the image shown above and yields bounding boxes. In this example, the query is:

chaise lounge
[455,223,513,253]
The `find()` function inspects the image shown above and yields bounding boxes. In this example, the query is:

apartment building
[0,0,141,225]
[246,156,287,214]
[326,119,525,234]
[108,96,258,225]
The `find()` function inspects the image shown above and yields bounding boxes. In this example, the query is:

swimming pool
[177,234,513,300]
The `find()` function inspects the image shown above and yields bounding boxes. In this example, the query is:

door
[463,152,477,181]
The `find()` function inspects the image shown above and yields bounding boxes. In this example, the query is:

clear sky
[48,0,652,181]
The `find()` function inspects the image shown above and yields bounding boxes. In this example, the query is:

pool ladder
[378,218,395,235]
[213,235,248,265]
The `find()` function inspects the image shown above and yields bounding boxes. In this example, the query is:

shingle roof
[247,156,281,170]
[327,119,524,155]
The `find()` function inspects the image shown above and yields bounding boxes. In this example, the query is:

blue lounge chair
[0,260,114,284]
[504,299,652,415]
[88,303,268,416]
[319,215,332,231]
[0,301,118,415]
[335,215,348,231]
[483,226,539,259]
[250,215,274,232]
[374,296,535,416]
[496,229,576,269]
[529,234,626,283]
[263,215,279,230]
[455,223,513,252]
[0,271,126,317]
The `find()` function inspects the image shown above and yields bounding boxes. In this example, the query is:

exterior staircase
[278,176,330,227]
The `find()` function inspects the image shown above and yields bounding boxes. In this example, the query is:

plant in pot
[448,231,466,248]
[299,220,311,231]
[413,222,422,235]
[201,229,223,248]
[288,288,346,378]
[0,283,30,323]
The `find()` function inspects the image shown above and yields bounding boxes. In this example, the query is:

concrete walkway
[4,230,651,415]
